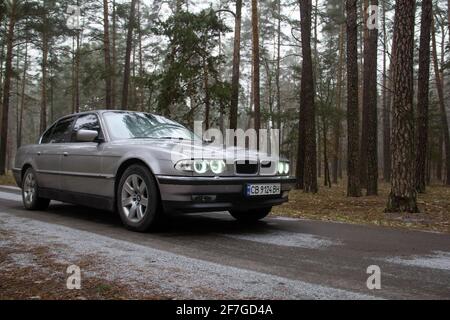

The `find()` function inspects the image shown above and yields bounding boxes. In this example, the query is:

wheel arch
[21,163,34,181]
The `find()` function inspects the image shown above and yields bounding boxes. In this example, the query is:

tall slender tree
[103,0,112,109]
[382,0,391,182]
[111,0,117,108]
[346,0,361,197]
[18,39,28,148]
[431,19,450,186]
[40,2,49,133]
[415,0,433,192]
[332,20,345,184]
[362,0,379,195]
[229,0,242,130]
[251,0,261,141]
[122,0,138,110]
[386,0,418,213]
[0,0,17,175]
[299,0,318,193]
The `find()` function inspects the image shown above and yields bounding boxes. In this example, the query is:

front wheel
[229,207,272,223]
[22,168,50,211]
[117,165,160,232]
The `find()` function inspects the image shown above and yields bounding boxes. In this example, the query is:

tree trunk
[229,0,242,131]
[111,0,117,108]
[74,31,80,113]
[276,0,282,135]
[122,0,138,110]
[360,0,369,189]
[203,57,210,131]
[382,0,392,182]
[0,22,5,109]
[103,0,113,109]
[431,20,450,186]
[365,0,379,195]
[0,2,16,175]
[251,0,261,143]
[299,0,318,193]
[18,41,28,148]
[137,0,144,111]
[415,0,432,193]
[323,122,331,188]
[332,22,345,184]
[385,0,418,213]
[346,0,361,197]
[40,32,49,134]
[437,133,443,181]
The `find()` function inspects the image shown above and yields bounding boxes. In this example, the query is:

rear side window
[72,114,102,142]
[50,117,75,143]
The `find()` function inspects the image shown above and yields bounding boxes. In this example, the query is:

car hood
[110,139,279,162]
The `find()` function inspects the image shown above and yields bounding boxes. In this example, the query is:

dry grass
[273,181,450,234]
[0,174,17,187]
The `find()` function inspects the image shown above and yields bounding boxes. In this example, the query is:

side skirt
[39,188,115,212]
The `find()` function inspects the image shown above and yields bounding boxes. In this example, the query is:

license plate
[246,184,281,197]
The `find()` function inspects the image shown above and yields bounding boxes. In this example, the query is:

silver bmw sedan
[13,111,296,232]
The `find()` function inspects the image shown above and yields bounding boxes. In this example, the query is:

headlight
[278,162,285,175]
[210,160,226,175]
[176,159,227,175]
[284,163,290,175]
[194,160,209,174]
[278,161,290,175]
[175,160,194,172]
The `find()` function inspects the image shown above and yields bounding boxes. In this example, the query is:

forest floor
[273,181,450,234]
[0,174,16,186]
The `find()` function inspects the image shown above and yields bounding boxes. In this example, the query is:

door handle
[63,152,69,157]
[37,152,41,156]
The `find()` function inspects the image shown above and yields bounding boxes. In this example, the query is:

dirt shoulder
[0,230,170,300]
[273,182,450,234]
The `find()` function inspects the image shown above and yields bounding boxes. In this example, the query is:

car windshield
[103,112,196,141]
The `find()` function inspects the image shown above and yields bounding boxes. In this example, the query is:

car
[13,110,297,232]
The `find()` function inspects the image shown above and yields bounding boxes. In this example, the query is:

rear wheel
[229,207,272,223]
[117,164,160,232]
[22,168,50,211]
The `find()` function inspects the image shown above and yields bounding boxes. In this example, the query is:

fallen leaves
[273,182,450,234]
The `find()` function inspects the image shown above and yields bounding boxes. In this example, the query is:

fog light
[192,195,217,203]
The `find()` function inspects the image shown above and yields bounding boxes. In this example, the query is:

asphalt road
[0,185,449,300]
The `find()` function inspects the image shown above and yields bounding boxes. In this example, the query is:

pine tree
[346,0,361,197]
[415,0,433,193]
[385,0,418,213]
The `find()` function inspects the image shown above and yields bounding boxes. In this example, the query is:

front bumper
[156,175,297,213]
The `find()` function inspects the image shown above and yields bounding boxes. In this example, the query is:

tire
[22,168,50,211]
[116,164,160,232]
[229,207,272,223]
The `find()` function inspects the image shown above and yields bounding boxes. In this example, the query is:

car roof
[55,110,155,121]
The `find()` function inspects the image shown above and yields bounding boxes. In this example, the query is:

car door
[35,117,76,191]
[60,113,109,197]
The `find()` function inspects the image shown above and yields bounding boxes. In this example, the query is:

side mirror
[76,130,99,143]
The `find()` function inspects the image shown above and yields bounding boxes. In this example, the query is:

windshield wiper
[158,137,190,141]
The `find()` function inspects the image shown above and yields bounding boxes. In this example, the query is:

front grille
[235,160,259,175]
